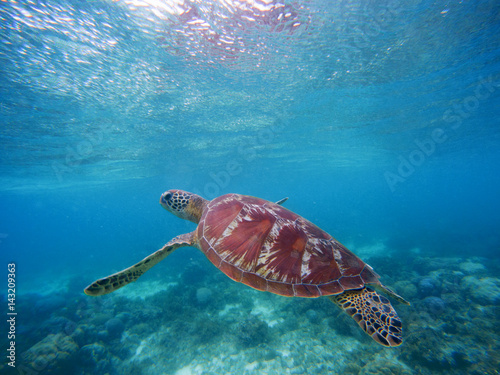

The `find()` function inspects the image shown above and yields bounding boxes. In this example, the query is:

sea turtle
[85,190,409,347]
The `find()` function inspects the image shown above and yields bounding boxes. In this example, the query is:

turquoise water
[1,0,499,374]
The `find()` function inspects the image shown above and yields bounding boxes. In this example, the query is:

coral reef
[105,317,125,339]
[418,277,441,297]
[79,343,110,373]
[14,250,500,375]
[461,276,500,304]
[422,296,446,316]
[236,315,270,347]
[22,333,78,375]
[196,287,213,305]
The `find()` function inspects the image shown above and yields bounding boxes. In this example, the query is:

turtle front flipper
[84,232,195,296]
[329,288,403,347]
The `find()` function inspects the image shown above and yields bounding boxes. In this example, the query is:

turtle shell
[196,194,380,298]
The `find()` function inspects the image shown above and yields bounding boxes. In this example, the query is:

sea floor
[7,244,500,375]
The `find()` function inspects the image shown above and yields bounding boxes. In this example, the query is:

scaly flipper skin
[84,232,194,296]
[329,287,404,347]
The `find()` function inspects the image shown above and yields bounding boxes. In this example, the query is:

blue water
[1,0,499,374]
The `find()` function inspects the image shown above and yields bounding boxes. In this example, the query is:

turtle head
[160,190,208,224]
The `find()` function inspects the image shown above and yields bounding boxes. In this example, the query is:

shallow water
[1,0,499,374]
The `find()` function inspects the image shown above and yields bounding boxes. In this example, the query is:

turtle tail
[329,287,404,347]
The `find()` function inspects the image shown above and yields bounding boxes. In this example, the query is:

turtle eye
[163,192,172,202]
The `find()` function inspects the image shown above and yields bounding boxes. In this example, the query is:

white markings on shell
[332,241,347,274]
[200,196,350,287]
[300,244,313,280]
[258,217,299,282]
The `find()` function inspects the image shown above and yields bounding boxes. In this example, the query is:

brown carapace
[85,190,409,347]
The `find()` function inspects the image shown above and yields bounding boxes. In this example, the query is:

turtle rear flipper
[84,232,194,296]
[275,197,288,205]
[329,288,403,347]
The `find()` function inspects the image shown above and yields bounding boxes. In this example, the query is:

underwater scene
[1,0,499,374]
